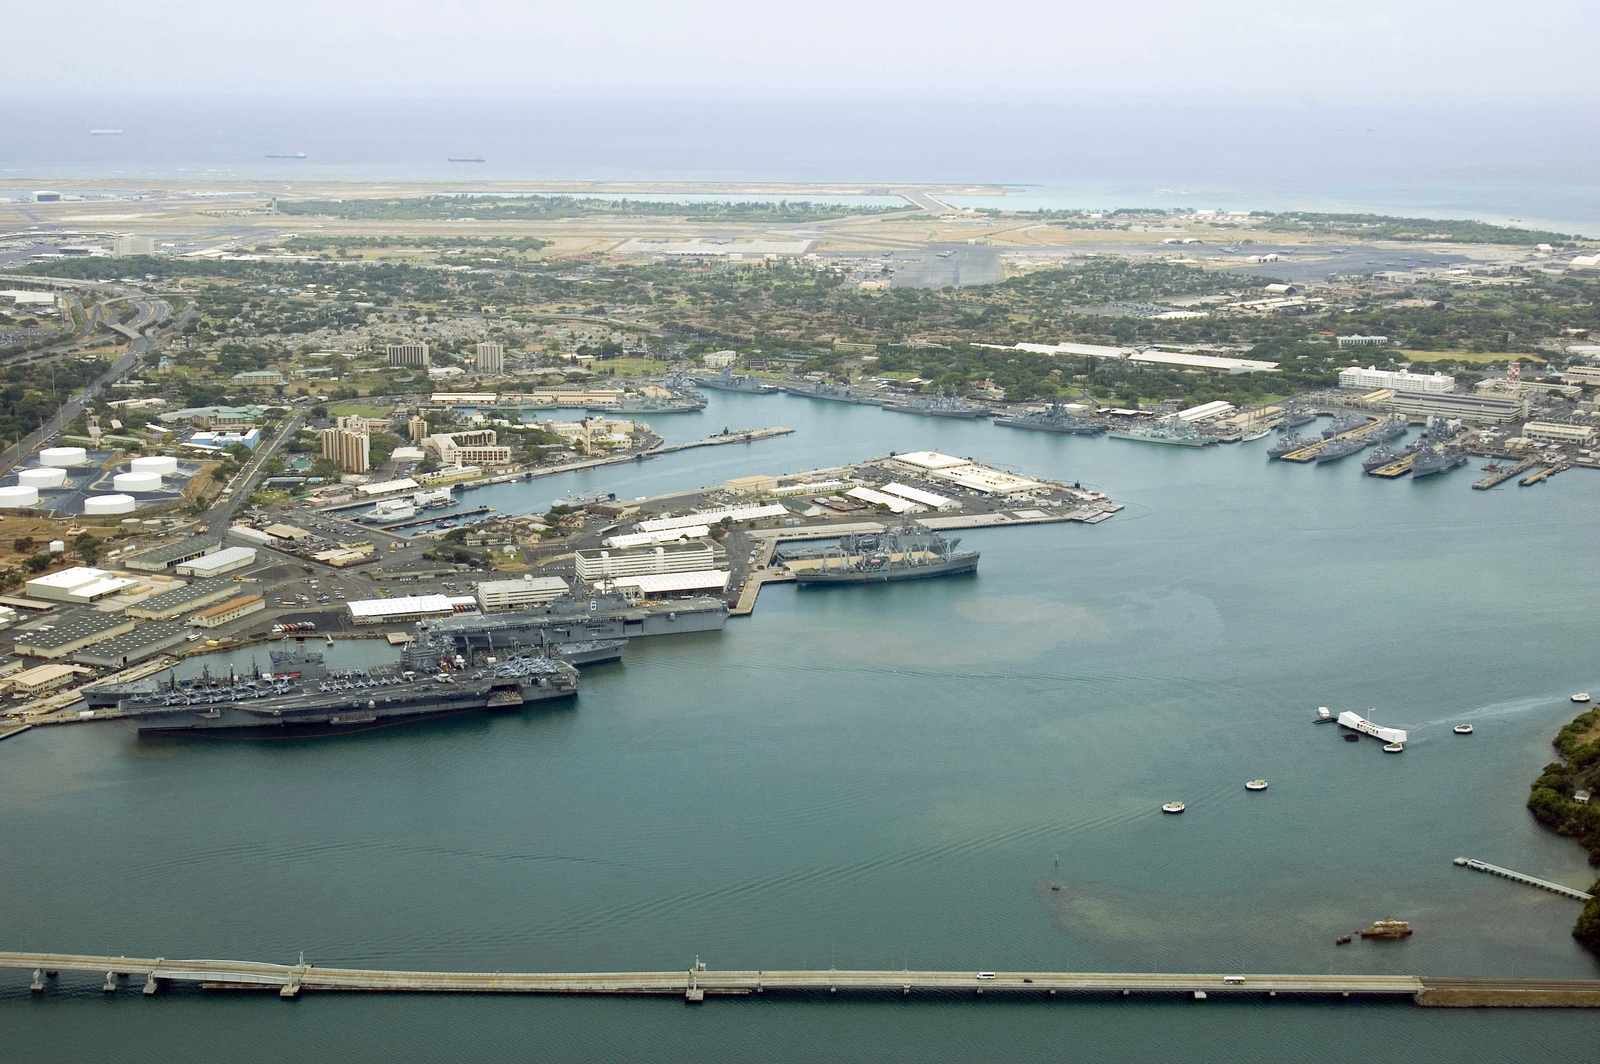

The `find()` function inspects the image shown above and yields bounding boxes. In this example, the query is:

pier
[1474,458,1540,489]
[1280,418,1395,462]
[9,952,1600,1007]
[379,505,492,531]
[652,427,794,455]
[1369,454,1416,478]
[1453,857,1594,901]
[1520,462,1568,487]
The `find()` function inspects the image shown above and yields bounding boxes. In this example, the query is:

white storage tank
[114,471,163,492]
[0,485,39,508]
[39,446,88,467]
[84,493,136,515]
[48,539,65,553]
[130,455,178,475]
[17,467,67,489]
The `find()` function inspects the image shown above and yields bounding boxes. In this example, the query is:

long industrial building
[346,594,478,625]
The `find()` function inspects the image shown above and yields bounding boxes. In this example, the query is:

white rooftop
[26,566,111,590]
[602,527,711,549]
[610,570,731,594]
[347,594,455,618]
[356,477,421,496]
[66,576,138,600]
[635,504,788,533]
[846,486,918,513]
[882,482,951,507]
[478,576,570,594]
[890,451,970,471]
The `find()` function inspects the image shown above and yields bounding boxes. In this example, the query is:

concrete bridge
[7,952,1600,1006]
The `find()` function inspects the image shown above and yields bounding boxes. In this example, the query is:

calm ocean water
[5,392,1600,1061]
[3,97,1598,234]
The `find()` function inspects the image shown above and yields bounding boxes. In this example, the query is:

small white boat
[1241,428,1271,442]
[1574,694,1592,704]
[1245,780,1268,791]
[1162,801,1186,814]
[1454,724,1474,735]
[1383,742,1405,753]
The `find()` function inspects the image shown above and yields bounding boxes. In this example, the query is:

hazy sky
[12,0,1597,101]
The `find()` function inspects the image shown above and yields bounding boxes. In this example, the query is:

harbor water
[5,393,1600,1061]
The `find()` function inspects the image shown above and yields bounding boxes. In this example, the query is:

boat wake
[1410,690,1594,733]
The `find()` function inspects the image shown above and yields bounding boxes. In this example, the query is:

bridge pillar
[104,971,119,993]
[1268,991,1276,998]
[143,973,159,995]
[30,969,44,993]
[1193,991,1207,1000]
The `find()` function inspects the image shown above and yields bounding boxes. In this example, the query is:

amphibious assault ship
[1108,416,1217,447]
[993,401,1108,435]
[786,524,978,584]
[881,393,990,419]
[118,639,578,733]
[692,368,777,393]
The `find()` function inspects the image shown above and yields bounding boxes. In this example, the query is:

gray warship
[994,401,1108,435]
[1365,415,1409,443]
[118,639,578,733]
[1280,409,1319,429]
[1315,436,1367,463]
[780,379,881,405]
[1362,444,1405,473]
[1321,414,1369,438]
[693,367,777,393]
[786,524,978,584]
[881,392,990,419]
[1108,416,1217,447]
[1412,444,1469,478]
[1268,433,1319,458]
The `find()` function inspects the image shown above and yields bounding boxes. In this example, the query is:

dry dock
[7,952,1600,1007]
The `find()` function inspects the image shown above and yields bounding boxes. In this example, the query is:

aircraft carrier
[118,639,579,734]
[786,525,978,585]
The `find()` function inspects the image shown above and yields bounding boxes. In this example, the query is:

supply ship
[994,400,1108,435]
[881,393,990,419]
[692,368,777,393]
[787,524,978,584]
[118,639,578,733]
[1108,416,1217,447]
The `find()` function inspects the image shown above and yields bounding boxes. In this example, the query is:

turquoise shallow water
[5,392,1600,1060]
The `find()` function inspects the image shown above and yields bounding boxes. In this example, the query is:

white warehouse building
[575,544,719,584]
[175,546,257,577]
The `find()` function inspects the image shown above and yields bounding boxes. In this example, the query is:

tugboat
[1161,801,1186,814]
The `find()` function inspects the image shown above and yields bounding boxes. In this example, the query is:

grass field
[327,402,396,417]
[1402,349,1545,364]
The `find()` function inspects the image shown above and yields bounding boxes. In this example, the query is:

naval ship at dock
[116,639,578,733]
[993,400,1108,435]
[779,379,882,405]
[692,368,778,393]
[784,524,978,584]
[880,393,990,419]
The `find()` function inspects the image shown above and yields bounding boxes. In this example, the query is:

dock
[1453,857,1593,902]
[0,724,32,743]
[1474,458,1540,490]
[9,951,1600,1007]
